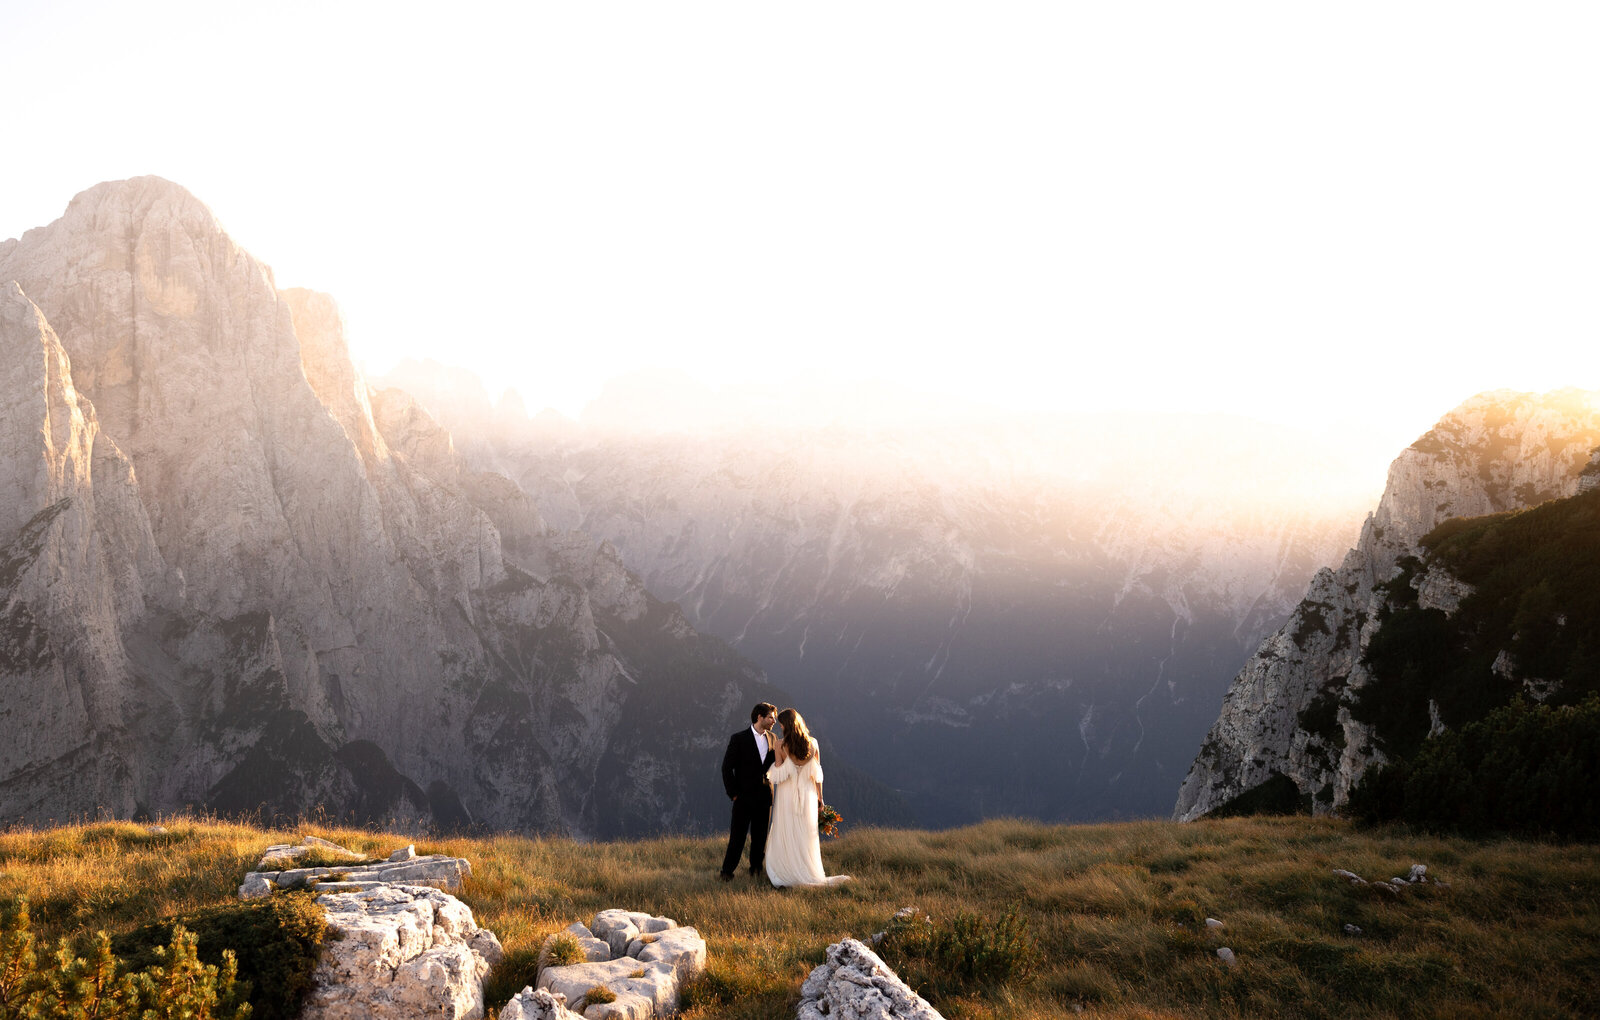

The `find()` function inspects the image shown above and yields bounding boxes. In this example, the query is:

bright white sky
[4,1,1597,476]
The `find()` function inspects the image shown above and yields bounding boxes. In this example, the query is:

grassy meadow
[1,815,1597,1019]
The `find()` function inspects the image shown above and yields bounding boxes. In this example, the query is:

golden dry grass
[2,815,1597,1019]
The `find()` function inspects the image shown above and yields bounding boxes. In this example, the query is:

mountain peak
[54,176,226,242]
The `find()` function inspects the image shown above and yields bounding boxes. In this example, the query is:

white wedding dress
[764,741,852,888]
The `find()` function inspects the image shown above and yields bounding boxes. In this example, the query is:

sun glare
[2,2,1596,475]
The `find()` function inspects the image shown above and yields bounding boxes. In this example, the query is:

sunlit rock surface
[303,884,503,1020]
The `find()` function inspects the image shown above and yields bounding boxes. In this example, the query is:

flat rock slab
[239,854,471,899]
[301,883,503,1020]
[257,835,368,870]
[533,911,705,1019]
[798,938,945,1020]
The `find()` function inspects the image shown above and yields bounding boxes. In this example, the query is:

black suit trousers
[722,792,771,876]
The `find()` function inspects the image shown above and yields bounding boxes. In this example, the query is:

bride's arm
[813,744,823,804]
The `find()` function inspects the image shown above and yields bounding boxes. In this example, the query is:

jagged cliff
[0,177,902,835]
[1174,389,1600,820]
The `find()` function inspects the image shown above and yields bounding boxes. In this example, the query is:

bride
[764,708,852,888]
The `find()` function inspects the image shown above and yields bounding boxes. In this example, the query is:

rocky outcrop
[301,884,504,1020]
[238,844,472,900]
[534,911,706,1020]
[1175,390,1600,820]
[0,177,806,836]
[796,938,944,1020]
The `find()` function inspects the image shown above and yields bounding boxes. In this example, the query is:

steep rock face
[0,178,866,834]
[381,367,1367,824]
[0,281,165,816]
[1174,389,1600,820]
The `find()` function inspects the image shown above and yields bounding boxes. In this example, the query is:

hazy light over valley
[5,1,1596,488]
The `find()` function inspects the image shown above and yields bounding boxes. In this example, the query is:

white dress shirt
[751,724,768,759]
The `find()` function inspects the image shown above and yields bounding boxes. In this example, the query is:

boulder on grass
[299,884,503,1020]
[797,938,944,1020]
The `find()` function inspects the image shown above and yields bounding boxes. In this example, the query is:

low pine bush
[110,892,326,1020]
[876,906,1038,1002]
[0,899,250,1020]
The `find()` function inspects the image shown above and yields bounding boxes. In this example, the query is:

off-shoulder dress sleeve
[808,744,823,783]
[768,757,796,786]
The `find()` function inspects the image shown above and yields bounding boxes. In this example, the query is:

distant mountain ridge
[1175,389,1600,820]
[382,362,1373,825]
[0,177,908,834]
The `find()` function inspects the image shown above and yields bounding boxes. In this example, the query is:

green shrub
[1,899,36,1018]
[111,893,325,1020]
[876,907,1038,1002]
[1349,695,1600,838]
[0,900,249,1020]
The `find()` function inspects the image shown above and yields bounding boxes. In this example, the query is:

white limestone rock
[796,938,944,1020]
[500,988,584,1020]
[257,837,368,870]
[1414,565,1475,615]
[538,959,675,1020]
[536,911,704,1019]
[300,884,503,1020]
[628,926,706,980]
[238,854,471,899]
[590,910,658,958]
[238,873,273,900]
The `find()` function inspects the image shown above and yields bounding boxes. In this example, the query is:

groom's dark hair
[750,702,777,725]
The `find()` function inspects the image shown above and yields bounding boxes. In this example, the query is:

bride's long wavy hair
[777,708,814,762]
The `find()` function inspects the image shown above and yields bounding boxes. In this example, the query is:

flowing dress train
[764,742,851,888]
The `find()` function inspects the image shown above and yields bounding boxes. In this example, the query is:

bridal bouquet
[818,803,842,838]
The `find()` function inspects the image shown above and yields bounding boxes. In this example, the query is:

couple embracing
[719,702,851,888]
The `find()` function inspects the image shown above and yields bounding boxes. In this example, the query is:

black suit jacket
[722,728,776,802]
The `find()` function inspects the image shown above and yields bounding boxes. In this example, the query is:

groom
[719,702,778,881]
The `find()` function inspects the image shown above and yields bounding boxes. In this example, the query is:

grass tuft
[877,906,1037,1001]
[581,983,616,1005]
